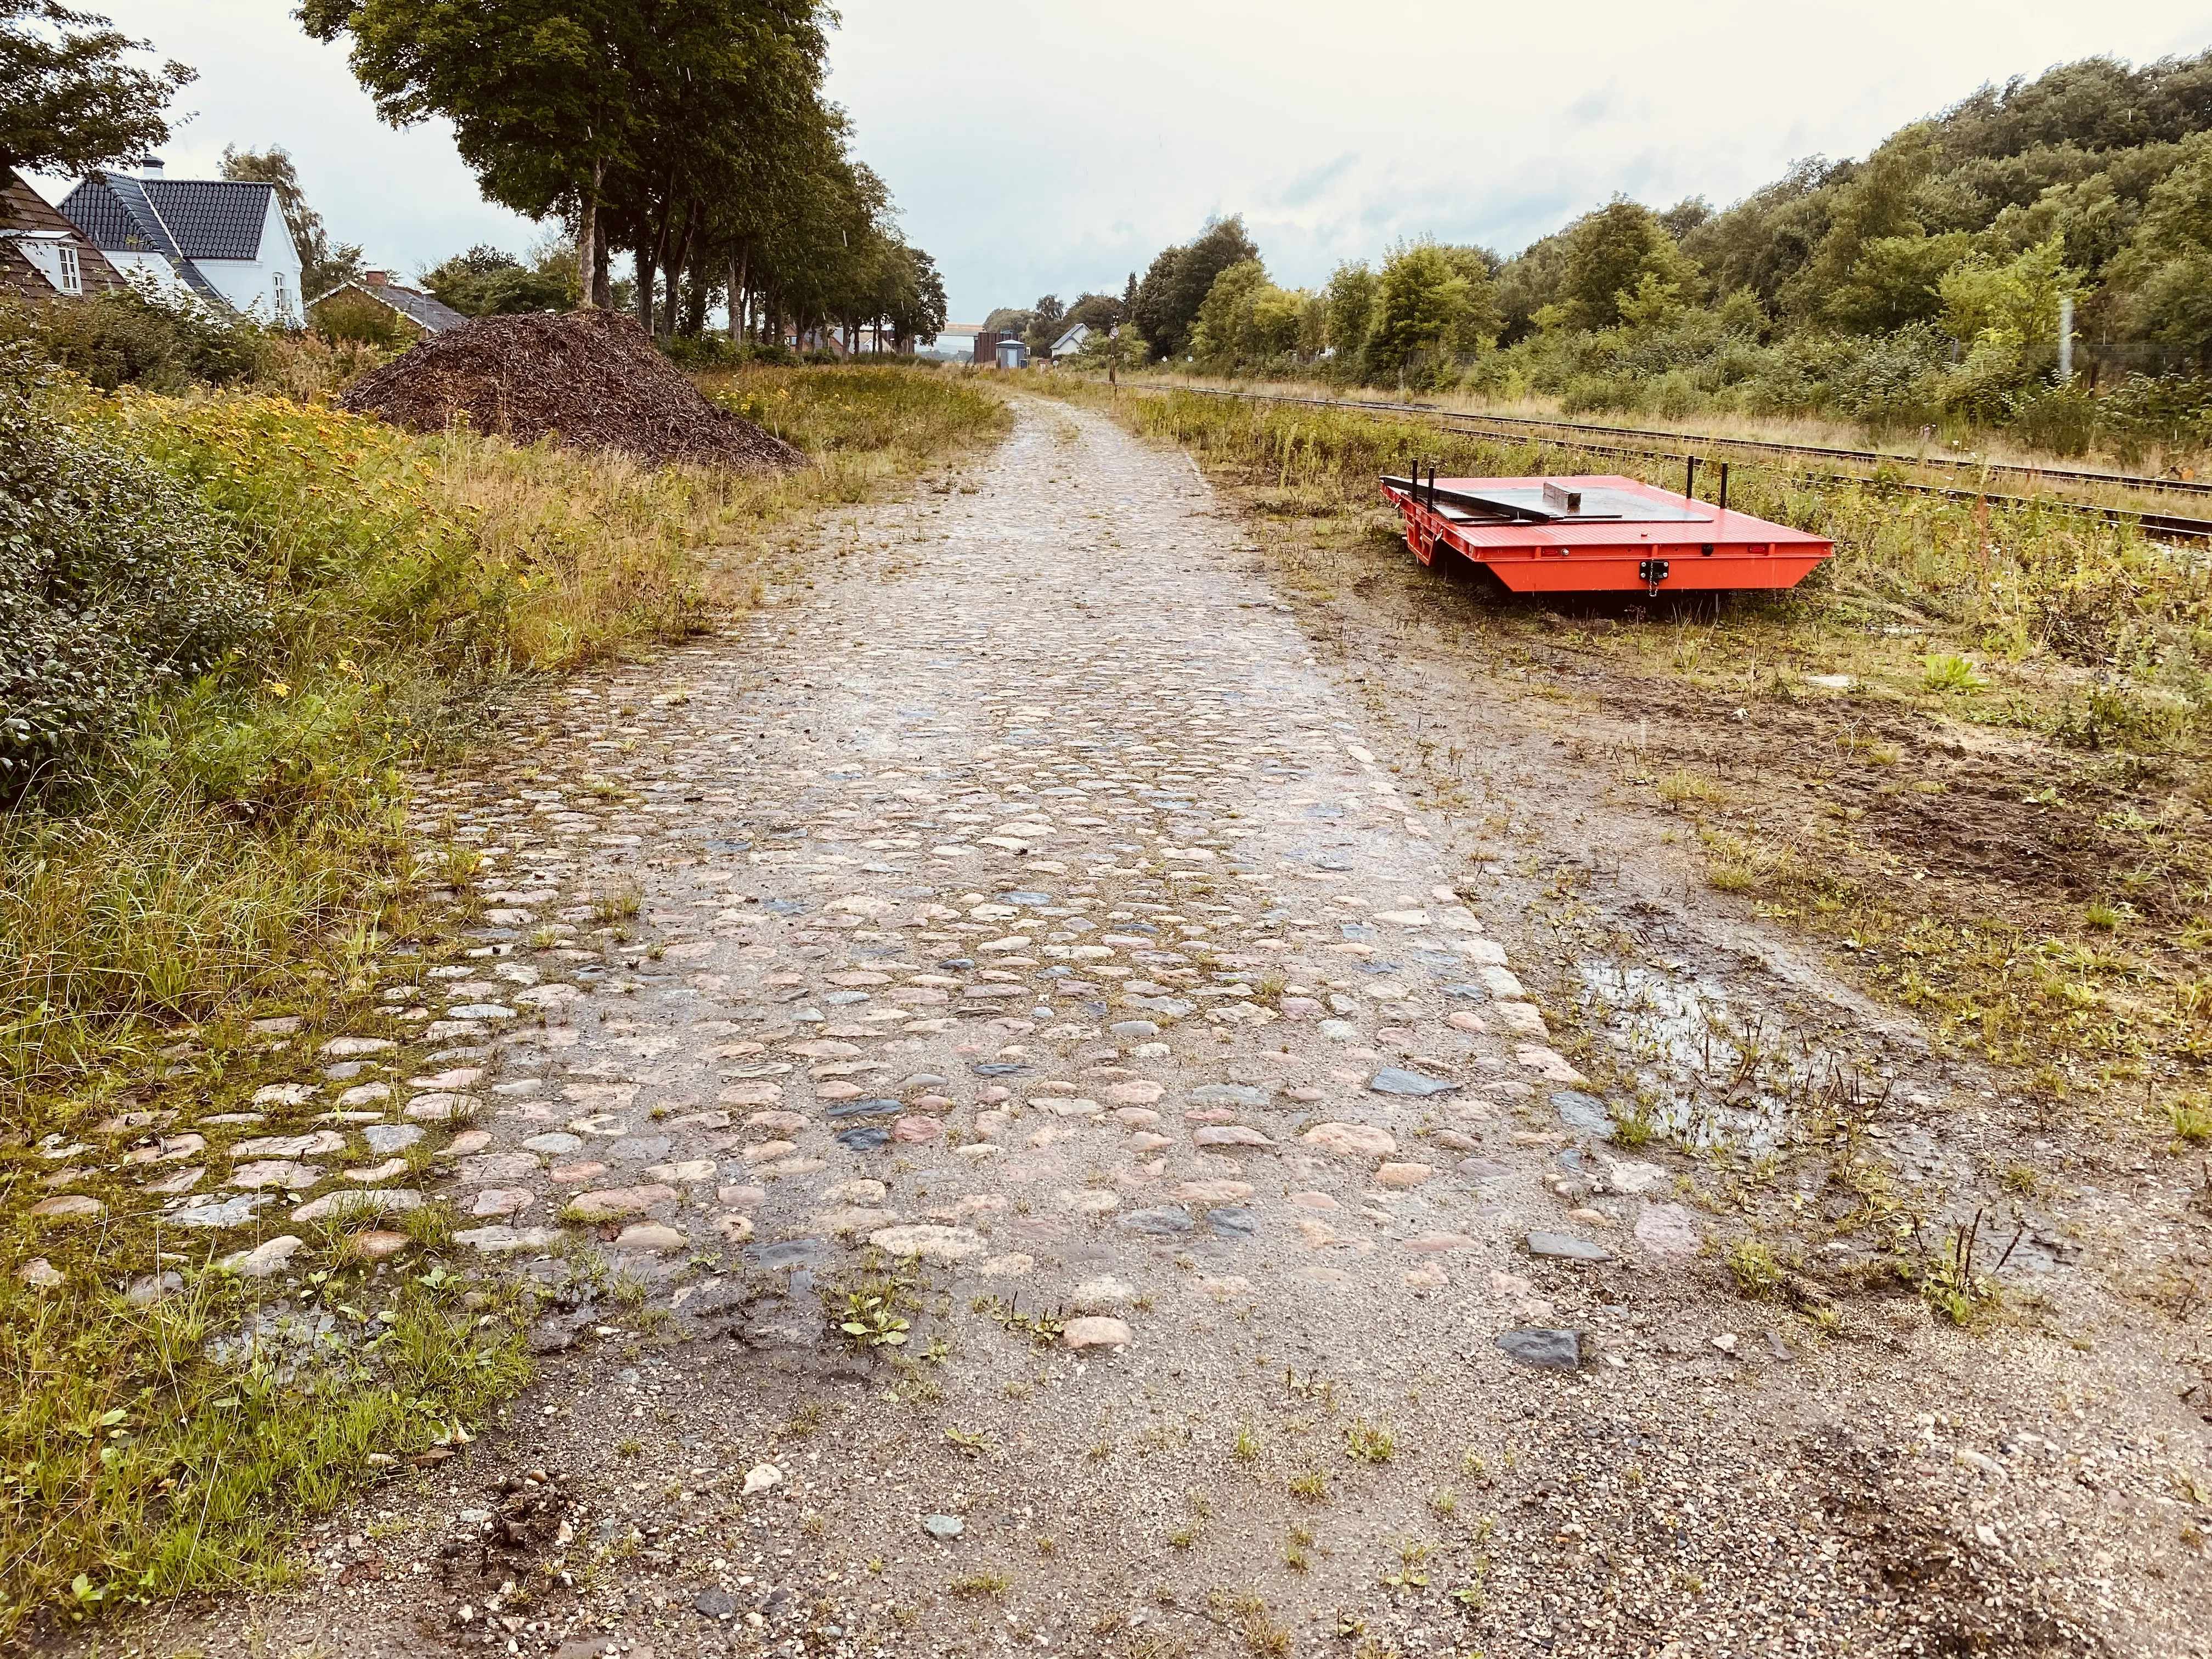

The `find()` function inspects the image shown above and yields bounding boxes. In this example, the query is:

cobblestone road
[101,397,2174,1659]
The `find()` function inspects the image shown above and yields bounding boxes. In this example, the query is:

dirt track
[105,396,2210,1659]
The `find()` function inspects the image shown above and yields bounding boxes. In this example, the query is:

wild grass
[1104,363,2212,481]
[0,1228,529,1639]
[701,364,1009,499]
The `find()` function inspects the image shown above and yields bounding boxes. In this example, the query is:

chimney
[140,159,165,178]
[364,269,389,287]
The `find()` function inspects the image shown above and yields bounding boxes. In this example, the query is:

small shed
[310,269,469,342]
[995,338,1030,369]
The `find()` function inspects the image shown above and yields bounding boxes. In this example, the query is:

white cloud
[35,0,2212,323]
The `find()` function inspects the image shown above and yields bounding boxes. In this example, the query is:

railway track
[1158,383,2212,543]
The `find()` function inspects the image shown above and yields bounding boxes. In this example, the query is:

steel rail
[1158,383,2212,497]
[1146,383,2212,543]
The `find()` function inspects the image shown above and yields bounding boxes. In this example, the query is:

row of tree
[1071,50,2212,431]
[0,2,945,353]
[301,0,945,351]
[1060,215,1502,383]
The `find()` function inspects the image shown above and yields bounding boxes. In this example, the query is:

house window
[55,244,81,295]
[272,270,289,317]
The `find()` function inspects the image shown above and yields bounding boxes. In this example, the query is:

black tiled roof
[59,176,166,253]
[379,284,470,333]
[61,174,280,261]
[146,180,277,259]
[309,277,471,335]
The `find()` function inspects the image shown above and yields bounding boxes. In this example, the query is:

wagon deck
[1380,471,1833,594]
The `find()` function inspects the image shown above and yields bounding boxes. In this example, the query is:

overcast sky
[41,2,2212,326]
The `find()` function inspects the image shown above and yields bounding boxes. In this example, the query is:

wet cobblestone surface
[86,399,2207,1659]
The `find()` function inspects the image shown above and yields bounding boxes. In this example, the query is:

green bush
[0,288,272,392]
[0,368,266,781]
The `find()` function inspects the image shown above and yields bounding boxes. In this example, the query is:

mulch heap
[338,308,807,473]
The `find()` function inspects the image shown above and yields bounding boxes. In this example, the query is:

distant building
[975,330,1032,368]
[59,162,303,323]
[310,269,469,339]
[1048,321,1090,359]
[0,170,125,302]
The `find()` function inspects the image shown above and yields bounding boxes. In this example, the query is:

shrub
[0,369,266,781]
[0,287,271,392]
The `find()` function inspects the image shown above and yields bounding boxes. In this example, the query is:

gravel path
[103,398,2207,1659]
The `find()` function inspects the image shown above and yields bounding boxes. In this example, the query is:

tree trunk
[660,202,698,342]
[681,243,707,337]
[592,233,611,309]
[574,157,602,310]
[727,253,742,341]
[640,180,678,335]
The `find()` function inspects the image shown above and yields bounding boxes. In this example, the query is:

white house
[59,162,303,324]
[1049,321,1091,359]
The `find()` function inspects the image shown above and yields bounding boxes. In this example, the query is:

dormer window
[8,233,83,295]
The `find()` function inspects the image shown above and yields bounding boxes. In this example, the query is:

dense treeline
[300,0,946,352]
[1091,50,2212,456]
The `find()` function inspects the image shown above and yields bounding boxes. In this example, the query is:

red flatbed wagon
[1380,471,1833,594]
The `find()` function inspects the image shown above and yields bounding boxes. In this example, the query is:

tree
[1658,196,1712,240]
[877,242,946,350]
[1936,235,2080,348]
[1781,123,1939,321]
[1187,259,1268,361]
[1677,157,1841,309]
[421,244,573,314]
[1826,232,1973,332]
[300,0,834,323]
[1131,215,1260,359]
[302,0,641,309]
[1366,240,1500,379]
[2113,130,2212,347]
[1023,292,1064,356]
[1073,318,1147,372]
[1062,291,1124,332]
[221,144,364,301]
[1324,261,1376,366]
[0,1,193,186]
[1555,200,1696,331]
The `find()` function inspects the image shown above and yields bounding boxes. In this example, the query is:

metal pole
[1718,462,1729,513]
[2059,295,2074,382]
[1684,456,1699,499]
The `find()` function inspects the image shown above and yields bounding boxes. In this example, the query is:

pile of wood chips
[339,308,807,473]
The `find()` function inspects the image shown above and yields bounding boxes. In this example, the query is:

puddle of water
[1572,959,1881,1155]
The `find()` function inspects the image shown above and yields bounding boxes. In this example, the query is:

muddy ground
[72,396,2212,1659]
